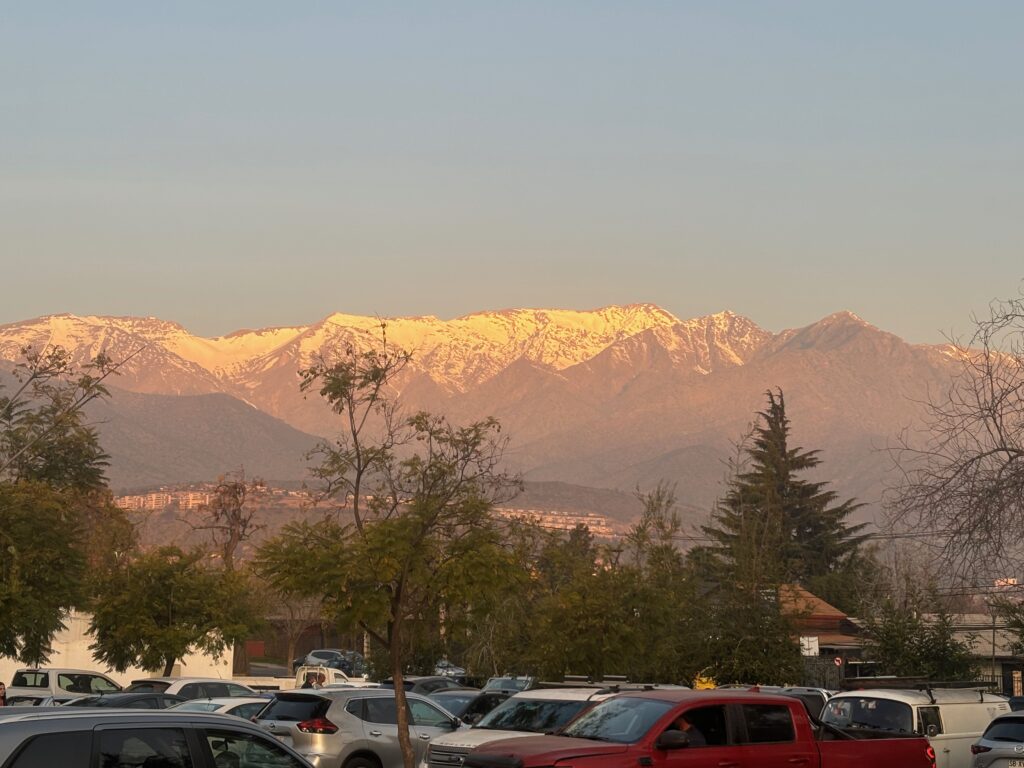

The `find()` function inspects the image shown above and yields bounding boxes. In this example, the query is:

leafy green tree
[259,329,518,768]
[862,586,977,680]
[89,546,259,676]
[698,390,871,612]
[0,346,127,664]
[0,481,87,664]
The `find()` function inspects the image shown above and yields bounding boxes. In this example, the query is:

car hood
[465,736,629,768]
[431,729,538,750]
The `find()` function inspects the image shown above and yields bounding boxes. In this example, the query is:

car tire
[344,756,382,768]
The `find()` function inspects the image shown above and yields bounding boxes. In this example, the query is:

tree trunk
[391,619,416,768]
[162,655,176,676]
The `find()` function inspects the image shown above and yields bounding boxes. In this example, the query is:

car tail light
[298,717,338,734]
[926,744,936,767]
[970,744,991,754]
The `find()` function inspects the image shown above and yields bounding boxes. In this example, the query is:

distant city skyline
[3,2,1022,344]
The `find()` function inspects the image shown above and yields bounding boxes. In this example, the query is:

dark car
[380,676,466,695]
[428,688,510,723]
[61,692,186,709]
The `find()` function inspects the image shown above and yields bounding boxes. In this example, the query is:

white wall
[0,611,234,687]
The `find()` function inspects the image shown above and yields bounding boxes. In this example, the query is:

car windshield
[476,698,592,733]
[562,697,674,744]
[821,697,914,734]
[430,693,476,716]
[983,717,1024,743]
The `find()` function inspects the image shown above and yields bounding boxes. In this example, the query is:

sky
[2,2,1022,343]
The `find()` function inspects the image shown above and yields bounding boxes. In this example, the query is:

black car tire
[344,756,382,768]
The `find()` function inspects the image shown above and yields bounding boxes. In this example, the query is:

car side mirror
[926,724,939,738]
[656,730,691,750]
[463,714,480,725]
[450,718,462,730]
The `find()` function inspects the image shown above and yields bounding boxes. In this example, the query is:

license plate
[1008,760,1024,767]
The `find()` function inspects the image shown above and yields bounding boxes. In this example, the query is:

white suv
[422,687,620,768]
[5,668,121,705]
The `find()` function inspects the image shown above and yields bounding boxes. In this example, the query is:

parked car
[971,710,1024,766]
[464,689,937,768]
[4,668,121,705]
[0,708,314,767]
[296,665,377,689]
[124,677,257,700]
[822,687,1008,768]
[481,676,535,693]
[169,696,272,720]
[428,688,508,723]
[292,649,367,675]
[257,687,460,768]
[434,660,467,679]
[380,676,466,695]
[422,686,621,768]
[61,692,185,709]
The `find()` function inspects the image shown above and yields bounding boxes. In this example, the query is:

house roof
[779,584,847,621]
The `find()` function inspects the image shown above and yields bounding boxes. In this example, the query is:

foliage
[0,346,127,664]
[697,390,872,613]
[862,585,978,680]
[89,546,260,676]
[0,481,87,664]
[260,327,519,768]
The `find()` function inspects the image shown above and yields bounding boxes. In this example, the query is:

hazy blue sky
[2,2,1021,342]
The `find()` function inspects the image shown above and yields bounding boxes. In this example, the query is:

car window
[179,701,222,712]
[179,684,202,700]
[204,730,307,768]
[365,698,399,724]
[260,696,329,722]
[666,705,728,747]
[206,684,231,698]
[227,685,253,697]
[9,732,91,768]
[821,697,913,734]
[917,706,943,736]
[410,699,453,727]
[90,675,121,693]
[11,671,48,688]
[741,704,795,743]
[127,697,159,709]
[231,702,268,720]
[983,716,1024,742]
[98,727,194,768]
[59,674,94,694]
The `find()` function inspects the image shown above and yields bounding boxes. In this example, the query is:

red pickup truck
[463,689,936,768]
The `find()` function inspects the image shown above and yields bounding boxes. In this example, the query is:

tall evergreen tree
[698,390,870,609]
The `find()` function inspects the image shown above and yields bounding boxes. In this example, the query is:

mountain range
[0,306,960,528]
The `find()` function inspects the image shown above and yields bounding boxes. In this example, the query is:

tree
[259,328,519,768]
[182,469,266,571]
[890,293,1024,578]
[89,546,259,676]
[698,390,871,611]
[0,345,127,664]
[862,584,978,680]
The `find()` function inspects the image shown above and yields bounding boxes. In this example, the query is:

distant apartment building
[493,507,615,536]
[116,489,211,511]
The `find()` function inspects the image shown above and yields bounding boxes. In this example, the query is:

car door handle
[419,733,431,740]
[369,730,382,737]
[717,762,739,768]
[789,759,810,765]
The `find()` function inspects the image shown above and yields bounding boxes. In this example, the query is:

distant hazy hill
[0,306,960,523]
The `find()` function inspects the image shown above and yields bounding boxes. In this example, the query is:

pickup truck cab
[464,689,936,768]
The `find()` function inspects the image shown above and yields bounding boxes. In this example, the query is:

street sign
[833,656,843,667]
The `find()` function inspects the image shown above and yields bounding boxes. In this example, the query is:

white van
[822,688,1009,768]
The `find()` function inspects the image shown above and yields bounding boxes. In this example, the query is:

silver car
[971,712,1024,767]
[258,688,460,768]
[0,708,314,767]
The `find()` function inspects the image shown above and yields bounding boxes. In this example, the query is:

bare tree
[889,292,1024,578]
[183,469,266,571]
